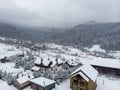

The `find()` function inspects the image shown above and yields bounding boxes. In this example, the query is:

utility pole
[43,81,47,90]
[103,77,104,85]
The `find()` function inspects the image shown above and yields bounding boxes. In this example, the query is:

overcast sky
[0,0,119,28]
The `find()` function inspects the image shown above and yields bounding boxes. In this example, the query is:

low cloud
[0,0,119,28]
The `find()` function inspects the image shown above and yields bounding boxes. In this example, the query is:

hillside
[0,22,120,50]
[50,22,120,50]
[0,23,31,40]
[0,23,62,43]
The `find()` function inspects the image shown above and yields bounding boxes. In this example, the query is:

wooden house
[14,74,34,90]
[30,77,55,90]
[70,64,98,90]
[14,76,31,90]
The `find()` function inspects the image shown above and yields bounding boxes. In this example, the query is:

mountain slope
[50,22,120,50]
[0,23,62,42]
[0,23,32,40]
[0,22,120,50]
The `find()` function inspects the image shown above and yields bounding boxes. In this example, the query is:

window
[76,74,82,80]
[73,80,78,85]
[39,87,44,90]
[32,84,36,89]
[80,81,85,86]
[55,68,57,71]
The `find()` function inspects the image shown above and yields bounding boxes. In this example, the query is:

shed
[30,77,56,90]
[14,76,31,90]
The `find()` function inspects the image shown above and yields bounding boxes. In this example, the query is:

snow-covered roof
[71,64,98,82]
[31,66,40,71]
[81,57,120,70]
[30,77,55,87]
[17,76,30,84]
[66,59,79,66]
[71,71,89,82]
[17,73,34,84]
[92,59,120,69]
[34,56,63,67]
[79,72,89,82]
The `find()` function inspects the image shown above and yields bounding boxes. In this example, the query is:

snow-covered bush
[5,73,16,85]
[43,71,53,79]
[33,71,42,78]
[62,63,69,70]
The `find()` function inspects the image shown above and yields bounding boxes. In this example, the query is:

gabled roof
[16,76,31,84]
[71,64,98,83]
[34,56,63,67]
[71,71,89,82]
[16,73,34,84]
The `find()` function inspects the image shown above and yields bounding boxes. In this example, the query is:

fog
[0,0,119,28]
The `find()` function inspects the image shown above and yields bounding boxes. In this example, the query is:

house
[32,56,63,74]
[30,77,55,90]
[14,74,34,90]
[65,58,81,68]
[70,64,98,90]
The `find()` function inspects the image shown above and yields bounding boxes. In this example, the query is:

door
[78,87,85,90]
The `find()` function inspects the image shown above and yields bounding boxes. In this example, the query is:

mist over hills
[0,23,31,40]
[0,22,120,50]
[0,22,62,42]
[50,22,120,50]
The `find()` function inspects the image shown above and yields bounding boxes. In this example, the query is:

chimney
[56,58,58,65]
[28,75,30,79]
[48,61,53,67]
[41,58,43,64]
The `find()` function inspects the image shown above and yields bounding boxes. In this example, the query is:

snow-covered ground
[96,75,120,90]
[0,63,24,75]
[0,42,120,90]
[0,43,22,58]
[0,75,120,90]
[109,51,120,59]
